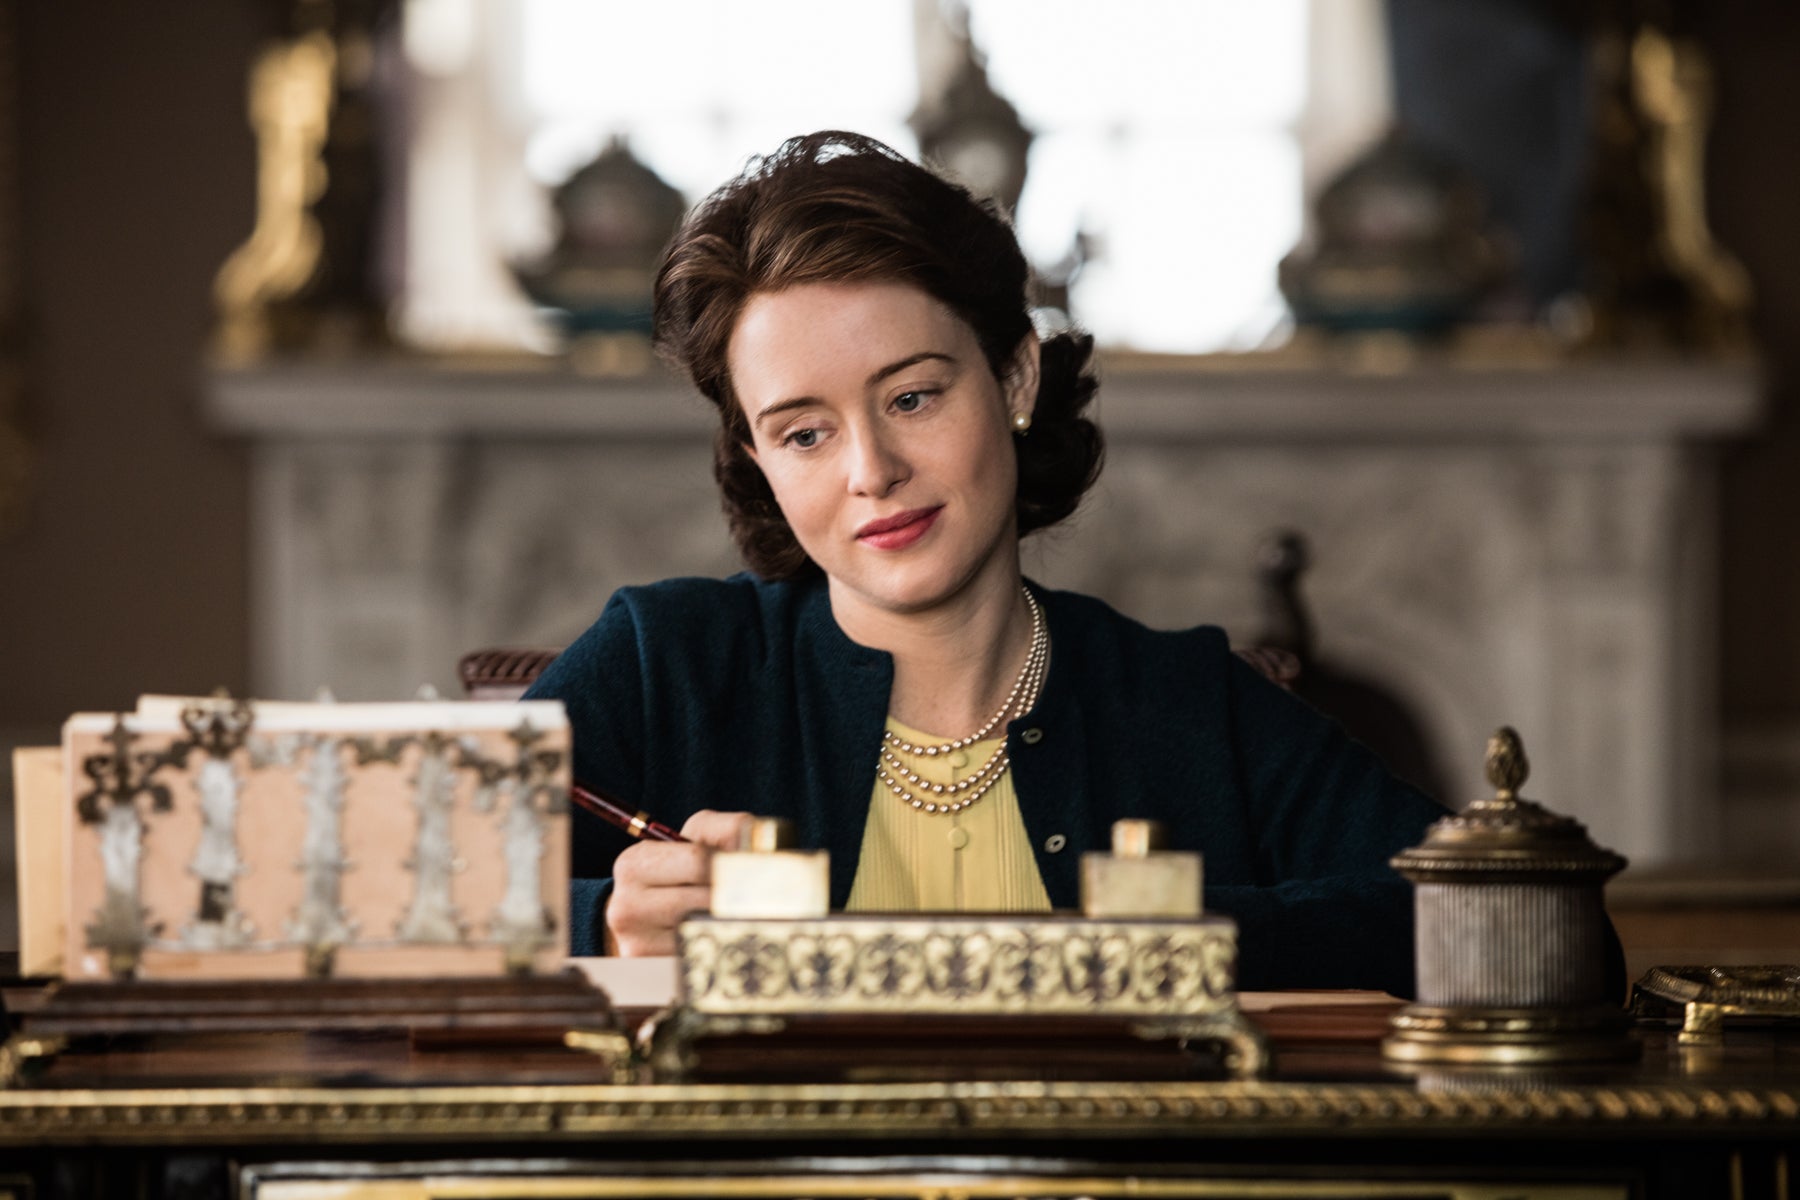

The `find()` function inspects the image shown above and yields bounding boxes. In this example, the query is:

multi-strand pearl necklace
[877,587,1049,815]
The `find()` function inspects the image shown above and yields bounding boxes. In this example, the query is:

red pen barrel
[570,781,688,843]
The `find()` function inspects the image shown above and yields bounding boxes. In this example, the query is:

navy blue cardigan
[525,574,1448,996]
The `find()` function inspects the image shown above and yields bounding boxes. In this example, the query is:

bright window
[970,0,1306,350]
[403,1,1357,354]
[518,0,918,200]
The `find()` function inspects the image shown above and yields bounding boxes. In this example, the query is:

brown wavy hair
[652,131,1103,580]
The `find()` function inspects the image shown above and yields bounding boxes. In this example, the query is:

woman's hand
[605,809,755,956]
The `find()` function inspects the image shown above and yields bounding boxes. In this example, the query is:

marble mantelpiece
[206,353,1760,868]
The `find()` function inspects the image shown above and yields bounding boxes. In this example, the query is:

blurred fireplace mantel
[206,349,1760,869]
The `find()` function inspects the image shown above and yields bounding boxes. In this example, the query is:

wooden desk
[0,1000,1795,1199]
[1609,869,1800,984]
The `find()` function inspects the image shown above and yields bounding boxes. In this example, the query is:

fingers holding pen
[680,808,757,850]
[608,840,711,957]
[605,809,756,957]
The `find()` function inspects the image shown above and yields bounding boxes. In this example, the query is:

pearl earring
[1011,411,1032,433]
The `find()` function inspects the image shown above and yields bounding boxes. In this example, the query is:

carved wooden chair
[458,648,563,701]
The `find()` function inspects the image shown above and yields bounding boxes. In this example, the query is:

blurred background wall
[0,2,259,723]
[1,1,1798,951]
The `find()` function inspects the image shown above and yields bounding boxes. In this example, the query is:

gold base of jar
[1382,1003,1640,1065]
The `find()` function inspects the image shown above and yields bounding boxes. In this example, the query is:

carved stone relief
[219,363,1756,868]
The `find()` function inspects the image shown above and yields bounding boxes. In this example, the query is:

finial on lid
[1484,726,1529,799]
[1391,725,1626,883]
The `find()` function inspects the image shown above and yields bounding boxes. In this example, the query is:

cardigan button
[1020,727,1044,745]
[1044,834,1067,853]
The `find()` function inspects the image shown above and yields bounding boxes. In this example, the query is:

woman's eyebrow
[752,352,960,432]
[866,351,955,387]
[751,395,818,432]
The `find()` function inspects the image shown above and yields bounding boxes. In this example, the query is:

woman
[526,131,1446,995]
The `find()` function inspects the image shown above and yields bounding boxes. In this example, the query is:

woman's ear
[1004,333,1042,425]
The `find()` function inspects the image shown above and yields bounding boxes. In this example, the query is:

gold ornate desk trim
[0,1081,1795,1146]
[244,1169,1632,1200]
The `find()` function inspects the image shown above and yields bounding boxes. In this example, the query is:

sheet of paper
[12,746,64,977]
[569,955,680,1008]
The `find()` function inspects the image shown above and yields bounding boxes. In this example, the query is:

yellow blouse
[844,717,1052,913]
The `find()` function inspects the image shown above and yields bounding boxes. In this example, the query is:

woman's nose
[845,423,909,497]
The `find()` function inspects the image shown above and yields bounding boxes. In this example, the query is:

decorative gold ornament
[1585,22,1754,349]
[211,32,335,363]
[1631,29,1753,328]
[1632,964,1800,1044]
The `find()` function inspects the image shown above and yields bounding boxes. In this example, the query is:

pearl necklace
[878,587,1048,815]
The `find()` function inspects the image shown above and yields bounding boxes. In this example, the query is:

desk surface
[3,999,1797,1148]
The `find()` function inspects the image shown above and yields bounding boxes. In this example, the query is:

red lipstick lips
[856,506,942,550]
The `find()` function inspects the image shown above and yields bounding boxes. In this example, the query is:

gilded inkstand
[648,818,1265,1081]
[1383,727,1636,1065]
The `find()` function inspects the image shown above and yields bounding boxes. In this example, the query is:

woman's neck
[829,568,1038,740]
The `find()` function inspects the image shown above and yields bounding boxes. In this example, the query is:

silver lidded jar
[1383,727,1638,1064]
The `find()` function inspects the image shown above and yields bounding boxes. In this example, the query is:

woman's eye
[893,391,931,413]
[785,427,820,449]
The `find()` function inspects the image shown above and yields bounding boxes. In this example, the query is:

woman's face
[730,280,1038,618]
